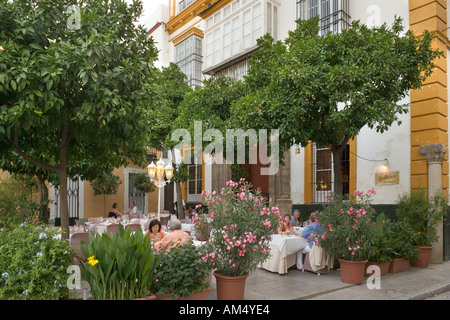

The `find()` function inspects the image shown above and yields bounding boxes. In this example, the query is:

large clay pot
[156,287,211,300]
[134,294,157,300]
[365,261,390,277]
[389,258,409,273]
[411,246,434,269]
[338,259,368,285]
[213,272,249,300]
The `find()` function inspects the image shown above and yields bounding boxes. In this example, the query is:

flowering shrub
[195,179,281,277]
[0,219,75,299]
[313,189,378,261]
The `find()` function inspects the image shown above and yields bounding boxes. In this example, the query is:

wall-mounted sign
[375,171,399,185]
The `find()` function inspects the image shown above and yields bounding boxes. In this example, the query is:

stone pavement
[207,260,450,300]
[71,260,450,300]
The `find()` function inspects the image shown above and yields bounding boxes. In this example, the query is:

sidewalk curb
[409,283,450,300]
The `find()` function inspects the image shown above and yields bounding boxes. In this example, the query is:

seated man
[154,219,191,252]
[296,214,323,271]
[290,210,301,227]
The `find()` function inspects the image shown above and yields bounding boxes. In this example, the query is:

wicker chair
[71,232,90,261]
[106,224,121,236]
[126,223,141,233]
[160,216,170,227]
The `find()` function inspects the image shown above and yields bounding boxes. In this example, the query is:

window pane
[267,2,272,35]
[252,2,262,43]
[243,9,251,49]
[315,171,331,191]
[316,149,331,170]
[273,5,277,40]
[232,0,240,12]
[223,4,231,17]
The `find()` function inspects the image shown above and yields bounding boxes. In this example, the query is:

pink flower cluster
[201,251,216,263]
[226,180,239,187]
[237,192,247,201]
[348,244,361,256]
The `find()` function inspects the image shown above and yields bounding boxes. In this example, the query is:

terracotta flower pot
[213,272,249,300]
[365,261,390,277]
[410,246,434,269]
[338,259,368,285]
[388,258,409,273]
[134,294,157,300]
[156,287,211,300]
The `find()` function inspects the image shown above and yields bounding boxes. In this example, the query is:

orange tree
[0,0,161,238]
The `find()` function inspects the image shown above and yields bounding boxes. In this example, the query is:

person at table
[146,219,166,243]
[185,206,193,219]
[296,214,324,271]
[290,210,302,227]
[126,202,138,215]
[278,214,293,234]
[154,219,190,252]
[108,203,122,219]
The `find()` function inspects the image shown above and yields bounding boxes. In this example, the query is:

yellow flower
[87,255,99,266]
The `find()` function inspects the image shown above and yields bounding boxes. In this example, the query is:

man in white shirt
[126,202,138,215]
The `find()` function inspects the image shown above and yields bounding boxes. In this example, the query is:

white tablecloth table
[181,223,195,234]
[259,234,307,275]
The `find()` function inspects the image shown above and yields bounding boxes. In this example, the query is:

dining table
[259,231,307,275]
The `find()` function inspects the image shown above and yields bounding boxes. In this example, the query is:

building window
[312,143,349,202]
[296,0,350,35]
[187,153,202,201]
[204,1,277,70]
[178,0,196,14]
[174,34,203,88]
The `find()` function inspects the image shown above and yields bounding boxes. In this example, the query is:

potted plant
[396,189,448,268]
[151,242,213,300]
[80,224,160,300]
[0,219,75,300]
[388,219,419,273]
[196,179,281,300]
[314,189,378,284]
[365,214,393,277]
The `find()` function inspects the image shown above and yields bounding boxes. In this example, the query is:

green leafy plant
[151,242,212,300]
[0,219,75,300]
[389,219,420,261]
[314,189,378,261]
[396,189,448,246]
[0,175,38,229]
[195,179,281,277]
[80,225,160,300]
[367,214,394,264]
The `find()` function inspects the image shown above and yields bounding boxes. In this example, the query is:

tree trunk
[176,181,185,219]
[36,172,49,224]
[58,120,70,240]
[331,136,350,197]
[59,169,70,239]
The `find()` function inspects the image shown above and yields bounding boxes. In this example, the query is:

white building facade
[144,0,448,221]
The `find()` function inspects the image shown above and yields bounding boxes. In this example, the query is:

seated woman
[146,219,166,242]
[108,203,122,219]
[278,214,293,234]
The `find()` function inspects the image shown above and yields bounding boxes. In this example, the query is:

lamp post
[147,158,174,221]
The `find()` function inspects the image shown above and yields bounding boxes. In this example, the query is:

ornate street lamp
[147,158,173,220]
